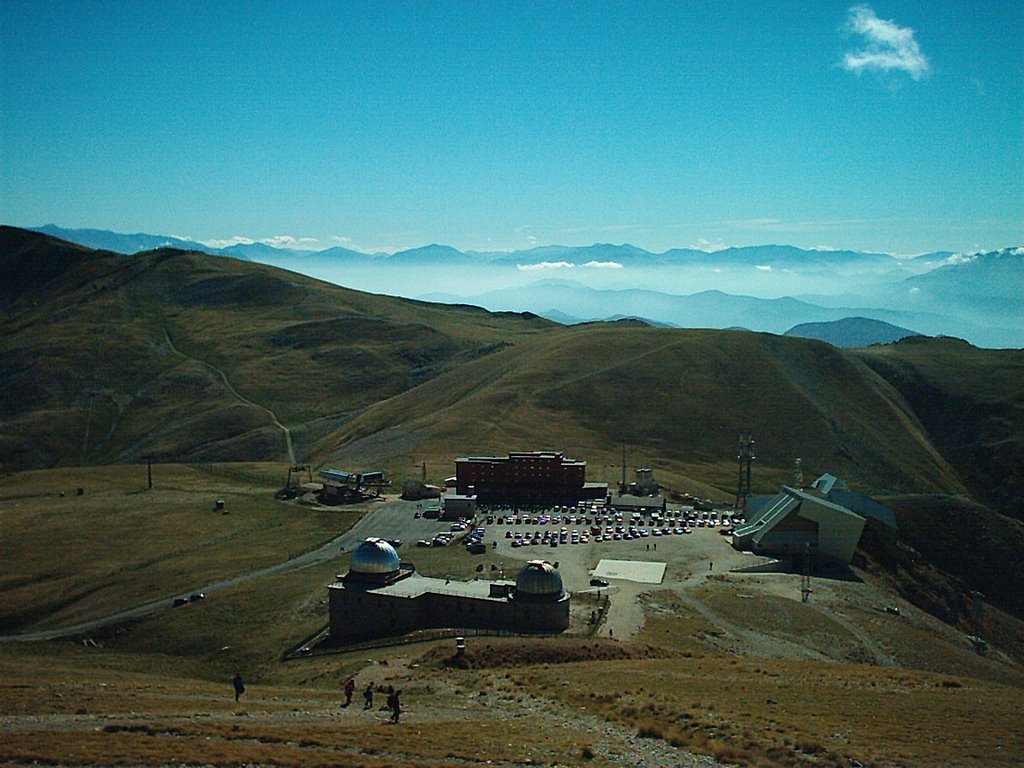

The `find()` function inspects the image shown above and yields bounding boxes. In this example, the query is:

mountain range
[785,317,922,347]
[3,225,1022,521]
[30,224,1022,348]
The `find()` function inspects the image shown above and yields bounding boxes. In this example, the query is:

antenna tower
[734,430,755,510]
[801,541,813,602]
[621,443,627,492]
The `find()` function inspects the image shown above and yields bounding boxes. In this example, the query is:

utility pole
[734,430,754,510]
[621,443,627,492]
[801,542,812,603]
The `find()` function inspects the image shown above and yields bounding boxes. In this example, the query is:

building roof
[456,450,584,466]
[826,490,897,529]
[330,572,512,601]
[349,538,400,575]
[610,493,664,510]
[515,560,564,596]
[319,468,356,484]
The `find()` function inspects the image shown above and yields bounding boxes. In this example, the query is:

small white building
[441,493,478,520]
[731,486,866,564]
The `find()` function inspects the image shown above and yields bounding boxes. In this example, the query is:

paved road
[0,498,451,643]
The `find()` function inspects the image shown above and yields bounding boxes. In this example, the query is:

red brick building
[455,450,606,505]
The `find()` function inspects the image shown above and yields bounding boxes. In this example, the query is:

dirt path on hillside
[1,650,728,768]
[162,329,295,462]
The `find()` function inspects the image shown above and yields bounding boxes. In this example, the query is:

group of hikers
[232,673,402,723]
[343,677,402,722]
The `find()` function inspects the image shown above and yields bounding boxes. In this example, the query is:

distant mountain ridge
[23,224,1023,348]
[786,317,923,348]
[33,224,230,258]
[421,280,954,340]
[31,223,948,266]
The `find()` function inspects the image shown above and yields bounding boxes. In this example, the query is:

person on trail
[381,685,394,711]
[232,672,245,702]
[709,561,714,571]
[363,682,374,709]
[389,689,402,723]
[343,677,355,707]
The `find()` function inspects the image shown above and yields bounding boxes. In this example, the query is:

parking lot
[341,496,750,641]
[336,498,459,553]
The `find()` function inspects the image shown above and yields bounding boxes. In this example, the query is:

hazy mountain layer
[786,317,922,347]
[3,227,1021,516]
[29,224,1022,348]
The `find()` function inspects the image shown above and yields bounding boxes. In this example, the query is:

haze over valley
[32,224,1024,349]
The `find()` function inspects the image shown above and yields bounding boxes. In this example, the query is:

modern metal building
[731,486,866,564]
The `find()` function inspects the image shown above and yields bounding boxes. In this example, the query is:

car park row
[411,503,746,552]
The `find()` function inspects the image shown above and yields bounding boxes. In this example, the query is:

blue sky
[2,1,1021,254]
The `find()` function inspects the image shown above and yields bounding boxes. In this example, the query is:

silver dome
[515,560,564,596]
[349,538,400,575]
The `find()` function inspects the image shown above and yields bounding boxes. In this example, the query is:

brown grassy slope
[855,336,1024,519]
[0,463,359,635]
[315,323,964,497]
[0,227,550,470]
[879,494,1024,620]
[3,227,1016,508]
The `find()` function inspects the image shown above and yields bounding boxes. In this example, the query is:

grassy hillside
[4,226,1020,511]
[855,337,1024,518]
[316,323,963,498]
[0,226,549,469]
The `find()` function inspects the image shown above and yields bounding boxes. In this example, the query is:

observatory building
[328,539,570,642]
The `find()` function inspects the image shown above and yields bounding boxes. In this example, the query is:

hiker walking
[389,689,402,723]
[363,682,374,709]
[343,677,355,707]
[232,672,245,702]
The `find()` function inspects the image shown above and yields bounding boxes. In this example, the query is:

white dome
[515,560,564,597]
[349,538,400,575]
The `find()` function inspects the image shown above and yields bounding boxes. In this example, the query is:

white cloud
[842,5,930,80]
[331,235,353,245]
[696,238,728,252]
[202,235,255,248]
[262,235,320,249]
[517,261,574,271]
[582,261,623,269]
[941,252,976,266]
[755,265,773,271]
[201,234,324,250]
